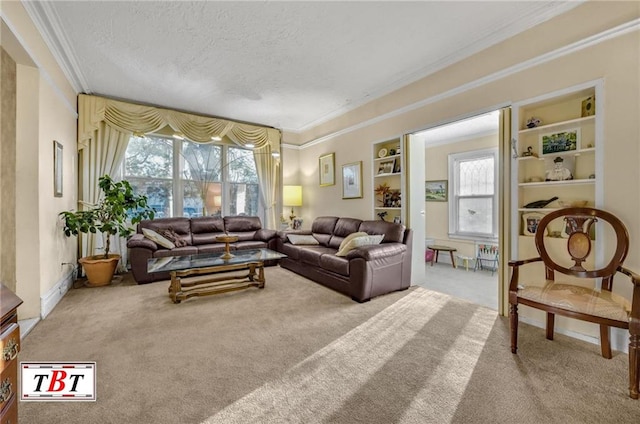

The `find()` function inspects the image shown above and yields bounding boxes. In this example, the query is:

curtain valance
[78,94,281,150]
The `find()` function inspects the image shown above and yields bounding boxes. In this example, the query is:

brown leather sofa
[127,215,277,284]
[276,216,412,302]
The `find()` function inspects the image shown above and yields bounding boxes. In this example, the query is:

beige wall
[2,2,78,319]
[425,134,498,258]
[1,47,17,290]
[291,1,639,341]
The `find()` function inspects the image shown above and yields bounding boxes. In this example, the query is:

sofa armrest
[255,228,277,242]
[127,233,158,251]
[346,243,407,261]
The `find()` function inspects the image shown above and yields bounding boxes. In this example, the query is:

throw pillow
[142,228,176,249]
[338,231,368,252]
[160,228,187,248]
[287,234,320,245]
[335,234,384,257]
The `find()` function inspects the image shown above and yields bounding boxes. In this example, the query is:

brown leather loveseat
[127,215,277,284]
[276,216,412,302]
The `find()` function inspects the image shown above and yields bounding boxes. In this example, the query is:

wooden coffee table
[147,248,286,303]
[427,245,457,268]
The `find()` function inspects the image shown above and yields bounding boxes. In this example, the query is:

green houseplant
[60,175,155,286]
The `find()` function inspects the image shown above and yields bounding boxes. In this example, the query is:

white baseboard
[520,316,628,354]
[41,269,74,319]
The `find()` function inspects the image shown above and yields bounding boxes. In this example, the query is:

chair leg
[630,333,639,399]
[600,325,612,359]
[510,303,518,354]
[546,312,555,341]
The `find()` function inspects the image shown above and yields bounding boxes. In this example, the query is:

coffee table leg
[257,264,265,289]
[449,251,456,268]
[170,273,182,304]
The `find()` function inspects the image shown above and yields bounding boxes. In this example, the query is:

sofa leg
[352,296,370,303]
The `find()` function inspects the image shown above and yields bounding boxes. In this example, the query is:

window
[448,148,497,240]
[123,135,263,220]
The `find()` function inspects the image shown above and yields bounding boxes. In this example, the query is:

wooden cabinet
[1,284,22,424]
[372,137,404,223]
[511,82,602,260]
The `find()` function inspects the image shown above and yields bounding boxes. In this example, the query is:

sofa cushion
[311,216,339,246]
[279,243,302,260]
[142,228,175,249]
[152,246,198,258]
[190,217,225,245]
[359,220,405,243]
[287,234,320,245]
[233,240,267,250]
[299,246,337,266]
[196,244,226,255]
[329,218,363,248]
[335,234,384,256]
[224,216,262,232]
[319,254,350,277]
[140,218,192,245]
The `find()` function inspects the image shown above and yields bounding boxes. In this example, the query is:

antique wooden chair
[508,207,639,399]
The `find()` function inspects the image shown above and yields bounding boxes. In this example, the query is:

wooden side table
[427,245,457,268]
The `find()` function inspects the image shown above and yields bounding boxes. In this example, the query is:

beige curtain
[253,144,279,229]
[77,95,283,262]
[78,121,131,272]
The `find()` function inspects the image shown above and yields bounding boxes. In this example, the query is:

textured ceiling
[28,1,580,136]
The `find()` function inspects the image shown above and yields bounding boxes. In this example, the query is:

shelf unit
[372,137,404,223]
[511,81,602,261]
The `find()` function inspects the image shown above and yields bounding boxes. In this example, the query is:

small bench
[427,245,457,268]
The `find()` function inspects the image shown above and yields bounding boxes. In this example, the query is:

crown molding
[298,18,640,150]
[282,143,301,150]
[1,13,77,117]
[22,0,88,93]
[294,1,585,133]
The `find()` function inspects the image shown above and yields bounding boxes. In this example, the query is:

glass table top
[147,248,287,274]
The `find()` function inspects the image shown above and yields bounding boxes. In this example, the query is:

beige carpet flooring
[19,267,639,423]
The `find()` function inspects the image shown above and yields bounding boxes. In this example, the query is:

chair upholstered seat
[518,282,631,322]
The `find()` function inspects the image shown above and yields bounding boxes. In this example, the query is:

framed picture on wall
[54,140,63,197]
[425,180,447,202]
[319,153,335,186]
[342,161,363,199]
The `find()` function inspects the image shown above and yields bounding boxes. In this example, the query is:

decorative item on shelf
[374,182,391,204]
[384,190,401,207]
[526,117,542,128]
[545,156,574,181]
[521,146,538,157]
[523,196,559,209]
[557,200,588,207]
[377,211,388,221]
[581,96,595,117]
[378,148,388,158]
[389,148,396,156]
[378,160,394,174]
[393,216,402,224]
[393,159,401,173]
[589,174,596,179]
[522,212,546,236]
[540,128,580,155]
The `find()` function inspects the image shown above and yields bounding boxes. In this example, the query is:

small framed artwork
[522,212,546,236]
[319,153,335,186]
[292,218,303,230]
[581,96,595,117]
[53,140,63,197]
[342,161,363,199]
[377,159,394,175]
[425,180,447,202]
[539,128,580,156]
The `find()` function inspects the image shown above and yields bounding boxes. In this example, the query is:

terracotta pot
[79,254,120,287]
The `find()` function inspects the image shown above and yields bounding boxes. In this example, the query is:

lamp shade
[283,185,302,206]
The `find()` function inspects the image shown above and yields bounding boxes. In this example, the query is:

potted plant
[60,175,155,286]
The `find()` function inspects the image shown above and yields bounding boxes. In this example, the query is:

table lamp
[283,185,302,222]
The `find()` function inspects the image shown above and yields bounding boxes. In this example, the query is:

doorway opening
[410,110,501,310]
